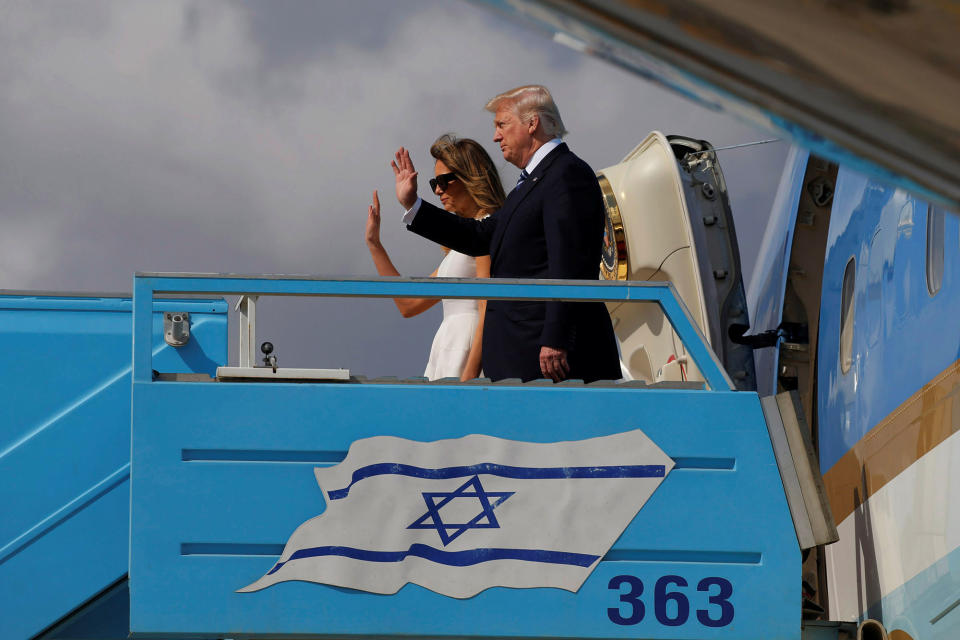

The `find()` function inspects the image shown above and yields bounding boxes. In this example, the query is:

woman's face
[433,159,476,218]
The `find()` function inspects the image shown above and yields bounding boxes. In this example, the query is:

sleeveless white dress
[423,250,480,380]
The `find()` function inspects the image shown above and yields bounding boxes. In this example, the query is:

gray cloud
[0,0,786,375]
[228,0,427,67]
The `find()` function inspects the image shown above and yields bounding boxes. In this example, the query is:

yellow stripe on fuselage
[824,358,960,524]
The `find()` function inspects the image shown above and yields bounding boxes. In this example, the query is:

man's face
[493,106,536,169]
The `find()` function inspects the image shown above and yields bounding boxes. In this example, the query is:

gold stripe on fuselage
[824,358,960,524]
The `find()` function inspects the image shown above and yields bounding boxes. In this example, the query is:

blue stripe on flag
[328,463,664,500]
[266,543,600,574]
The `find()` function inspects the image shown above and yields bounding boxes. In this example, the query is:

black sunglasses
[429,172,458,192]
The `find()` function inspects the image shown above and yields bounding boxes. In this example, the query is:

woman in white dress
[365,135,506,380]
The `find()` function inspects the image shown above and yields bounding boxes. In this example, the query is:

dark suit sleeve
[407,201,497,257]
[540,163,605,349]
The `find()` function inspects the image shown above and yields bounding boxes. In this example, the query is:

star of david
[407,475,514,546]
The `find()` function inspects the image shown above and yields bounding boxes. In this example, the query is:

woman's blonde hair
[430,134,506,216]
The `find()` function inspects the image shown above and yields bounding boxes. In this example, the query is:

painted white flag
[239,429,673,598]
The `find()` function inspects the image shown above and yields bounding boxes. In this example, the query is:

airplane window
[926,204,944,295]
[840,257,855,374]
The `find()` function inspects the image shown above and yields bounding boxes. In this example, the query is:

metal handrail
[132,273,734,390]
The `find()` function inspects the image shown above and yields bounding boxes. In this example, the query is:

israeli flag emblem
[239,430,673,598]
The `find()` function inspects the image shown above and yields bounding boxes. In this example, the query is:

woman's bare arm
[366,190,440,318]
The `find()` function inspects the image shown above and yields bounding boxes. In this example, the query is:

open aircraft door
[598,132,755,390]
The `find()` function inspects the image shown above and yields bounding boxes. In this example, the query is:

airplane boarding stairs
[0,292,227,639]
[2,275,836,639]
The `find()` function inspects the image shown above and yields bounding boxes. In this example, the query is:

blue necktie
[516,169,530,189]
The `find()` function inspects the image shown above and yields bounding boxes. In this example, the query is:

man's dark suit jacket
[408,142,621,382]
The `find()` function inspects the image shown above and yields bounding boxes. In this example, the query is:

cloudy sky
[0,0,788,376]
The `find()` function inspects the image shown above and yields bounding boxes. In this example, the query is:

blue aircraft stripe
[266,543,599,574]
[327,463,665,500]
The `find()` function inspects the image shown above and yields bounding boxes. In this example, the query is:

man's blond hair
[485,84,568,138]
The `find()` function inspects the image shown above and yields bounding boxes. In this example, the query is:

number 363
[607,575,734,627]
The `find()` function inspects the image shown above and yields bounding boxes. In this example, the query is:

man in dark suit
[393,85,620,383]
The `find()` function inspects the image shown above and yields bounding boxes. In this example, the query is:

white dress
[423,250,480,380]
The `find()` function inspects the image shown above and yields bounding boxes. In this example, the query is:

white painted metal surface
[761,393,838,550]
[235,294,258,368]
[217,366,350,381]
[825,429,960,621]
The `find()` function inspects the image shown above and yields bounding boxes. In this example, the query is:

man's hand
[391,147,419,210]
[539,345,570,382]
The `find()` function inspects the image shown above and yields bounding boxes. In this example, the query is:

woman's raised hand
[365,190,382,248]
[391,147,419,210]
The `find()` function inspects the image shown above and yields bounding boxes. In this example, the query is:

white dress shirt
[521,137,562,176]
[401,137,564,225]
